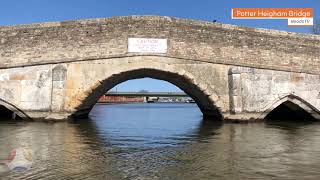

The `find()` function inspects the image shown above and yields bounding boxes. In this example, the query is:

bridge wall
[0,16,319,121]
[0,56,230,119]
[0,56,319,121]
[0,16,319,74]
[228,67,320,120]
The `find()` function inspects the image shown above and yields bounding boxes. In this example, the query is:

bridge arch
[260,94,320,120]
[71,64,223,120]
[0,98,30,120]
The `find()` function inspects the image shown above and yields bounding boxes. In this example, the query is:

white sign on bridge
[128,38,167,53]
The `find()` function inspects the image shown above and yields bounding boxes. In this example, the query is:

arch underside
[71,68,222,119]
[0,98,31,120]
[261,95,320,121]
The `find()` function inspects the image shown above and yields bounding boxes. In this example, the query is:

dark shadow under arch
[262,95,320,121]
[0,98,31,120]
[265,101,316,121]
[71,68,222,120]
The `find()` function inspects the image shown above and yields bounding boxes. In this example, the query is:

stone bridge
[0,16,319,121]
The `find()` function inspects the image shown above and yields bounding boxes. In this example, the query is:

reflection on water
[0,103,320,179]
[88,103,206,148]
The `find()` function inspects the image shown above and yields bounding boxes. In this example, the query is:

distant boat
[147,97,158,103]
[187,99,195,103]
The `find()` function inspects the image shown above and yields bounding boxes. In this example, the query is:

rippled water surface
[1,103,320,179]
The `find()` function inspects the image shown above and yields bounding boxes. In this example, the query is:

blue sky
[1,0,319,92]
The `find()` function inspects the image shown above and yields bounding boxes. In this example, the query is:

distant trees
[313,18,320,35]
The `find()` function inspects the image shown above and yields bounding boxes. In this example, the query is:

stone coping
[0,15,319,40]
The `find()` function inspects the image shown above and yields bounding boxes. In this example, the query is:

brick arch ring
[71,66,223,120]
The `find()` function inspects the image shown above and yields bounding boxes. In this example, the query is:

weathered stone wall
[228,67,320,119]
[0,16,319,74]
[0,56,319,121]
[62,57,230,118]
[0,56,231,119]
[0,64,52,110]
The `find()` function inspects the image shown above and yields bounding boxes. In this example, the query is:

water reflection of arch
[71,119,108,147]
[72,113,224,179]
[73,115,223,149]
[194,119,223,141]
[264,119,320,178]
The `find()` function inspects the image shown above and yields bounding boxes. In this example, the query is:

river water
[0,103,320,179]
